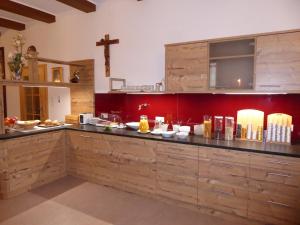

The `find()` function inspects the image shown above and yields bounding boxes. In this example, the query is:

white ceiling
[0,0,102,26]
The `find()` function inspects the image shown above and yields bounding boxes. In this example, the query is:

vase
[11,69,22,80]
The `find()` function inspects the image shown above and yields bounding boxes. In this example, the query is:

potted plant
[8,34,26,80]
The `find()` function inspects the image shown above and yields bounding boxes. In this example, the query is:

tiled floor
[0,176,243,225]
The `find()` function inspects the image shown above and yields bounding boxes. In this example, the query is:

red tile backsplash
[95,93,300,143]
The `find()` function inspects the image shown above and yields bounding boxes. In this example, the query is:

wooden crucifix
[96,34,119,77]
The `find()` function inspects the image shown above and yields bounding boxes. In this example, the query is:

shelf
[0,79,84,88]
[37,57,85,67]
[209,54,254,61]
[109,90,166,95]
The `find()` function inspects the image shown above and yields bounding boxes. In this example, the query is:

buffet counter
[1,124,300,157]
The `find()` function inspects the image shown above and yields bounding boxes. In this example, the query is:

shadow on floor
[0,176,85,223]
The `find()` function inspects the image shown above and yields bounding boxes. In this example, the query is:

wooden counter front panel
[156,142,198,205]
[198,147,250,218]
[1,131,66,198]
[106,135,157,195]
[249,153,300,225]
[66,131,119,186]
[0,141,7,198]
[67,131,157,195]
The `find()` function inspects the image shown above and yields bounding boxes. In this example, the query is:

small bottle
[271,121,277,142]
[252,130,257,140]
[241,127,247,139]
[267,120,273,142]
[286,125,292,144]
[276,119,282,143]
[203,115,212,139]
[281,118,287,143]
[225,117,234,141]
[214,116,223,140]
[236,124,242,139]
[257,126,263,141]
[246,124,252,140]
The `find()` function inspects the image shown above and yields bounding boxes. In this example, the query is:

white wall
[19,0,300,92]
[1,0,300,116]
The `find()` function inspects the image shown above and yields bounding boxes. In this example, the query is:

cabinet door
[0,141,7,196]
[104,135,157,195]
[3,131,65,198]
[248,153,300,225]
[256,32,300,91]
[156,142,198,205]
[165,42,208,92]
[198,147,250,218]
[66,131,119,186]
[0,84,4,134]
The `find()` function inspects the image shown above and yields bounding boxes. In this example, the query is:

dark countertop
[1,124,300,158]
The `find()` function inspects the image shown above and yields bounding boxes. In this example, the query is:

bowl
[126,122,140,130]
[179,126,191,133]
[162,131,176,138]
[16,120,40,130]
[176,131,189,139]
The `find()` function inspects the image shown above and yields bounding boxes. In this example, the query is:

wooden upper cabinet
[255,32,300,91]
[165,42,208,92]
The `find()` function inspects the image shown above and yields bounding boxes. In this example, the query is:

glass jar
[139,115,149,133]
[225,117,234,141]
[214,116,223,140]
[203,115,212,138]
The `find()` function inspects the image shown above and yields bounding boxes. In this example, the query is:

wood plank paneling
[0,131,66,199]
[0,84,4,134]
[198,147,250,218]
[70,59,95,115]
[256,32,300,91]
[165,42,208,92]
[156,142,198,205]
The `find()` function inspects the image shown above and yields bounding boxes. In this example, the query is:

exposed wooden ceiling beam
[56,0,96,13]
[0,17,25,31]
[0,0,55,23]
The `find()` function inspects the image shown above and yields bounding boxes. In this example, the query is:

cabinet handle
[79,135,92,138]
[267,200,291,208]
[166,155,196,161]
[259,85,281,88]
[214,190,233,196]
[212,153,231,158]
[268,160,290,166]
[267,172,291,178]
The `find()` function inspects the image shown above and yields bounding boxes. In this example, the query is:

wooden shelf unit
[209,54,254,60]
[0,79,85,88]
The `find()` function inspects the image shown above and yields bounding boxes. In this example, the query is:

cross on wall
[96,34,119,77]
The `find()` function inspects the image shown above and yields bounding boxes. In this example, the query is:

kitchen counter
[1,124,300,158]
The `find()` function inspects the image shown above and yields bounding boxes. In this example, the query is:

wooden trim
[56,0,96,13]
[0,0,55,23]
[209,54,254,61]
[0,79,85,88]
[165,28,300,47]
[0,17,25,31]
[0,47,6,118]
[37,57,85,67]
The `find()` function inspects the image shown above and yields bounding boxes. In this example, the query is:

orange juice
[139,115,149,133]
